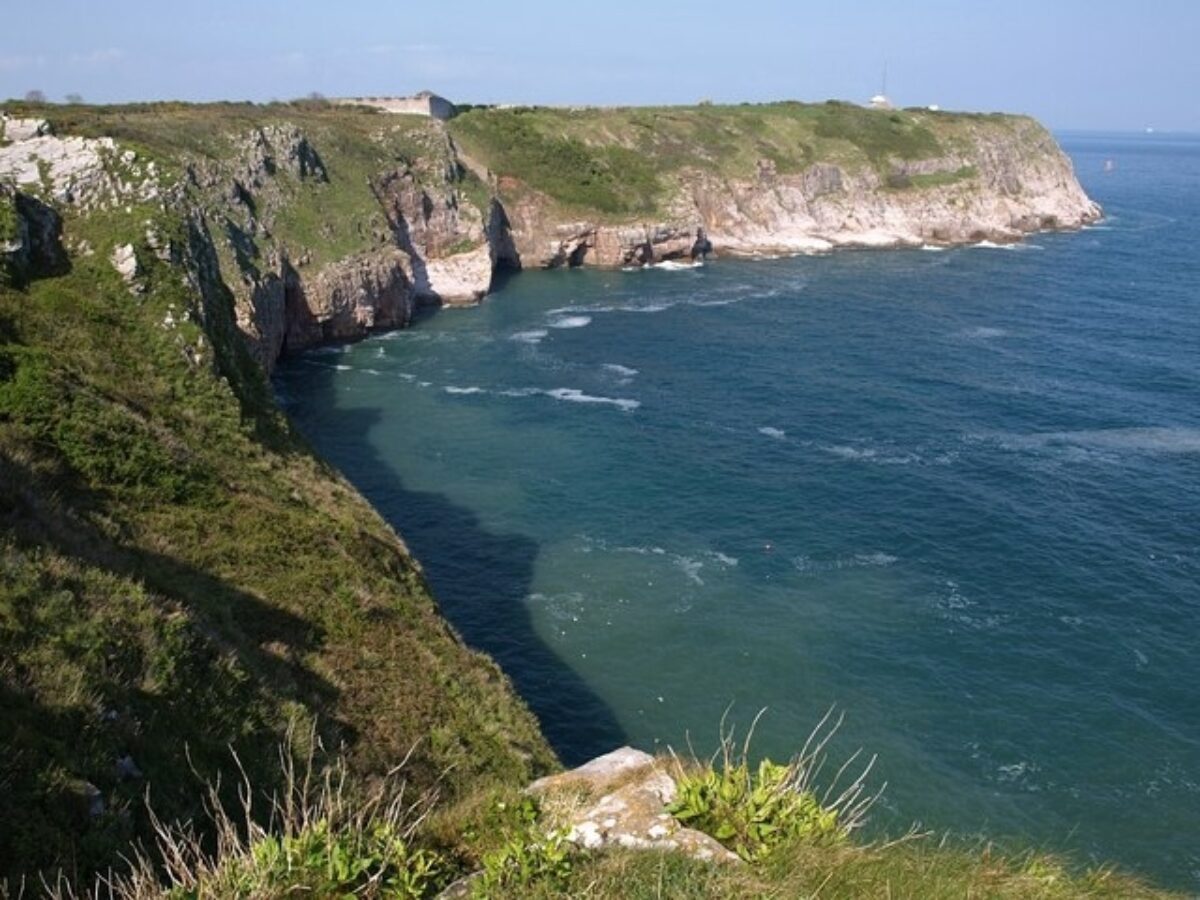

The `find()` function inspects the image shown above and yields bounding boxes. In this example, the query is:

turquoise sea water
[276,134,1200,889]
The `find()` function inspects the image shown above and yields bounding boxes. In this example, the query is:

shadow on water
[283,342,626,766]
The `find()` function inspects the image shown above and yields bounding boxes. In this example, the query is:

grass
[447,100,1031,221]
[36,729,1183,900]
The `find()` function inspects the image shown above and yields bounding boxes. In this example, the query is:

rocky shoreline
[1,106,1101,374]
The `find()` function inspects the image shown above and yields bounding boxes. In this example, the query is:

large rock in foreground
[529,747,739,863]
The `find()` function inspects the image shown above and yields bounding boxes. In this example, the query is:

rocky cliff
[450,103,1100,267]
[1,101,1099,376]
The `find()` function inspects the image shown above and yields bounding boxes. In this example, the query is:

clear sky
[3,1,1197,132]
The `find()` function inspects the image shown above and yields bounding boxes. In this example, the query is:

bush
[668,708,881,862]
[49,730,450,899]
[471,796,574,896]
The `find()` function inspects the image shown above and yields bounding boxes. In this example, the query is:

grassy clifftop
[448,101,1025,219]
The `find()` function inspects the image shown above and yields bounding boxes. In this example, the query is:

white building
[333,91,456,120]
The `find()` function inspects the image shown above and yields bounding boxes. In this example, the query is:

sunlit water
[277,133,1200,889]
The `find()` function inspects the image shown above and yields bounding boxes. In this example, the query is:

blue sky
[3,1,1197,131]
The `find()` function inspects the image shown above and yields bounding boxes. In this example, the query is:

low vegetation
[31,727,1181,900]
[449,100,1018,219]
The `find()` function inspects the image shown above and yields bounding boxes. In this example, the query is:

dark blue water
[277,133,1200,889]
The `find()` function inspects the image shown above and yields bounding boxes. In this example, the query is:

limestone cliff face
[185,122,515,371]
[282,248,416,351]
[491,117,1100,267]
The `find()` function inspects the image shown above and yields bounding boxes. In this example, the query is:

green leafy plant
[49,727,450,899]
[668,708,882,862]
[472,796,573,896]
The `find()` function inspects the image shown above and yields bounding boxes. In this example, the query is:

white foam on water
[920,244,948,252]
[308,345,345,355]
[444,385,486,395]
[497,387,542,397]
[396,372,417,381]
[961,326,1009,339]
[653,259,703,270]
[793,552,898,574]
[820,443,923,466]
[707,551,739,567]
[603,364,639,377]
[993,426,1200,457]
[673,555,705,585]
[822,444,878,461]
[545,388,639,411]
[510,328,548,344]
[758,426,787,440]
[547,315,592,329]
[333,364,352,371]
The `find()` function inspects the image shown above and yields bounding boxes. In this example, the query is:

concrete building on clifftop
[334,91,456,120]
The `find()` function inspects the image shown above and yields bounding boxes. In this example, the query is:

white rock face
[0,118,159,208]
[1,115,51,142]
[421,242,493,306]
[528,746,740,864]
[110,243,140,287]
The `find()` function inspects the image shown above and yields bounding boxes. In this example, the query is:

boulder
[529,747,739,864]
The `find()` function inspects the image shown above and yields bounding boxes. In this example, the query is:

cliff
[449,102,1100,266]
[0,104,556,884]
[3,100,1098,375]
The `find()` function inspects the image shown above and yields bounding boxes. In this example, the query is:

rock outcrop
[529,747,739,863]
[1,184,66,285]
[281,248,416,352]
[0,117,160,209]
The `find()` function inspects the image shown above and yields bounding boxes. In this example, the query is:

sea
[275,133,1200,890]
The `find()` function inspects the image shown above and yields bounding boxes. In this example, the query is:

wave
[970,240,1044,252]
[960,326,1009,339]
[992,426,1200,457]
[548,315,592,329]
[652,259,704,271]
[603,364,639,377]
[444,385,486,395]
[758,426,787,440]
[510,328,548,344]
[818,442,956,466]
[308,345,346,356]
[545,388,639,412]
[793,552,899,575]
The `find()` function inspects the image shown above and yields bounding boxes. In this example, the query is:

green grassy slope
[0,121,553,883]
[448,100,1017,220]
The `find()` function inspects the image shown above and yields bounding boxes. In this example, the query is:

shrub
[471,796,574,896]
[49,729,450,899]
[668,708,882,862]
